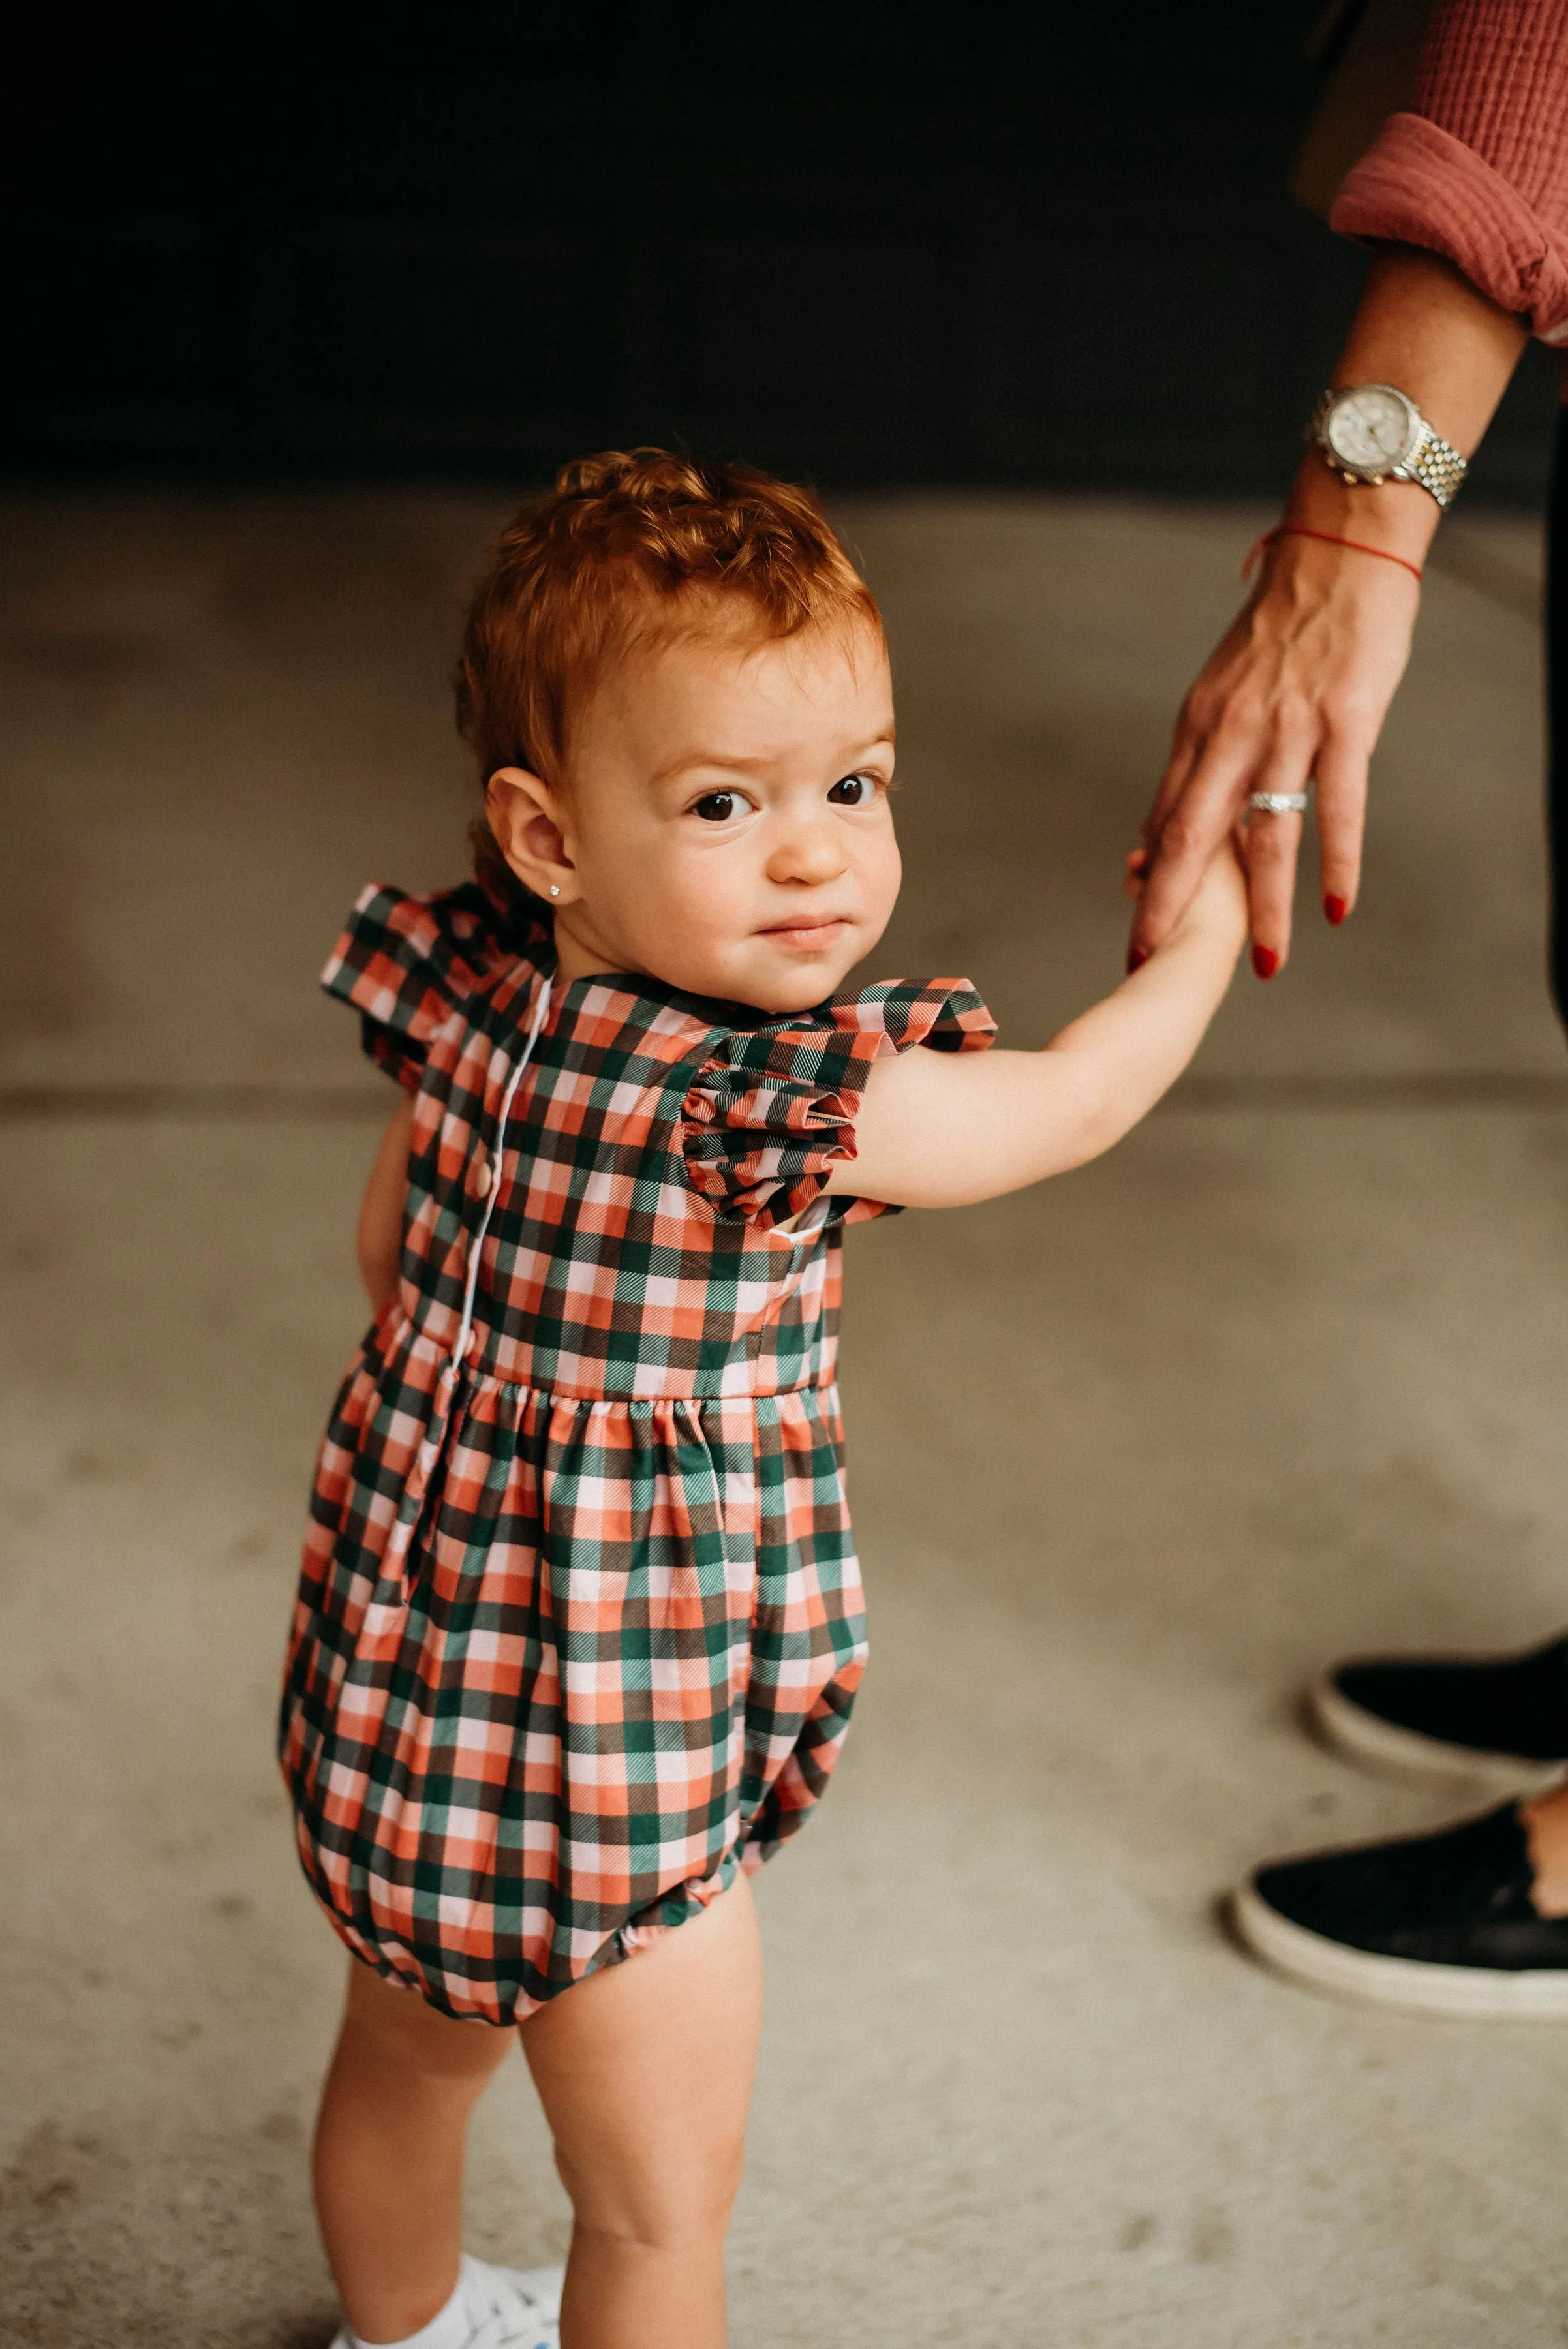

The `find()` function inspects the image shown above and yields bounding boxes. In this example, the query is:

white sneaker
[328,2254,564,2349]
[462,2254,564,2349]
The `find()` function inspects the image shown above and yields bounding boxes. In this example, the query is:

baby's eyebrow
[647,733,898,789]
[649,748,773,782]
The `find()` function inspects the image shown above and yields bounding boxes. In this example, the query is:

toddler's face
[491,613,901,1014]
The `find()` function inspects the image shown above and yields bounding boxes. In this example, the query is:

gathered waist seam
[365,1312,835,1406]
[440,1370,836,1409]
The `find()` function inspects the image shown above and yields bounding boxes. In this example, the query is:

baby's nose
[765,820,846,883]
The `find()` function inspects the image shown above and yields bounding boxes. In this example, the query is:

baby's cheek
[664,858,750,948]
[856,828,902,938]
[624,859,752,994]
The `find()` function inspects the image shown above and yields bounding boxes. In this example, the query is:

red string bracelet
[1242,524,1424,585]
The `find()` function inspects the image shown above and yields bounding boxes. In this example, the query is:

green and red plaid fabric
[279,883,993,2021]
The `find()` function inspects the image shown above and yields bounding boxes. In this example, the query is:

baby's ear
[485,767,577,902]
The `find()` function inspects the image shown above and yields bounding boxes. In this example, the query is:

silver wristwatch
[1308,384,1468,508]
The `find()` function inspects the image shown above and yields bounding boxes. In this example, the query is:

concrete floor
[4,489,1568,2348]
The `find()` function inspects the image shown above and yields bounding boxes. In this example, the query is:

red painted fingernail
[1252,944,1280,981]
[1126,945,1150,974]
[1324,893,1349,926]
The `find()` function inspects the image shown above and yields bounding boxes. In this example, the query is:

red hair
[456,449,883,908]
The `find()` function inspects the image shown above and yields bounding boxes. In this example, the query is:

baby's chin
[668,934,870,1016]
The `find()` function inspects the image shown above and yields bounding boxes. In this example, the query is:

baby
[279,450,1246,2349]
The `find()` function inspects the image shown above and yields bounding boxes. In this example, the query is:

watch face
[1325,385,1418,473]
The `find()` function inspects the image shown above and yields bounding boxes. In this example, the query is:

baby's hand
[1125,837,1246,949]
[1178,832,1249,945]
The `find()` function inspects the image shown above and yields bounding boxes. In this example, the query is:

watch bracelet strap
[1404,423,1467,509]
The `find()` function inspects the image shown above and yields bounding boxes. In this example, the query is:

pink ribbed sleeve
[1330,0,1568,344]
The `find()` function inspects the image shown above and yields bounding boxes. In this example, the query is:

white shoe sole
[330,2260,563,2349]
[1308,1670,1568,1795]
[1231,1880,1568,2018]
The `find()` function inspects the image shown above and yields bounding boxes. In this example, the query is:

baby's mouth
[758,914,850,947]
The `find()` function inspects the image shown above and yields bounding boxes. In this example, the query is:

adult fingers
[1237,716,1318,972]
[1143,706,1205,846]
[1242,808,1304,977]
[1130,726,1281,964]
[1314,726,1372,926]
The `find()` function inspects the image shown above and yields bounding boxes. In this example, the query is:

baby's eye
[827,772,878,806]
[690,790,752,823]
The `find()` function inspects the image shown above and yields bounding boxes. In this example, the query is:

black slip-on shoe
[1309,1632,1568,1792]
[1232,1803,1568,2017]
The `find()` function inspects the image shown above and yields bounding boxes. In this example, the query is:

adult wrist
[1281,454,1439,567]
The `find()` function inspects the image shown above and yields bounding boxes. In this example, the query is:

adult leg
[1302,403,1568,1791]
[1549,403,1568,1030]
[520,1874,763,2349]
[314,1958,514,2343]
[1512,401,1568,1903]
[1232,414,1568,2005]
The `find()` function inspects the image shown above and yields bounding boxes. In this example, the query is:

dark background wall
[6,1,1559,498]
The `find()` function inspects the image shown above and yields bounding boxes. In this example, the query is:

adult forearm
[1282,245,1528,564]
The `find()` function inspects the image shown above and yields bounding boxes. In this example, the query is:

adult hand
[1126,246,1526,977]
[1128,527,1422,978]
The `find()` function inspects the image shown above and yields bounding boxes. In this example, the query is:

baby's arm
[831,845,1247,1210]
[357,1094,414,1310]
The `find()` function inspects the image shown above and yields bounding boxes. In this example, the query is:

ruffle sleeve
[682,979,995,1230]
[321,882,540,1091]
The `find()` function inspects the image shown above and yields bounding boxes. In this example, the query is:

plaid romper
[279,882,994,2023]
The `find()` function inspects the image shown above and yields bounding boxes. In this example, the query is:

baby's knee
[555,2129,746,2251]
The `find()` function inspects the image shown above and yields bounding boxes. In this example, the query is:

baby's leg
[520,1875,763,2349]
[313,1958,514,2342]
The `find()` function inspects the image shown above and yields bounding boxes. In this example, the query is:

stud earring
[549,885,560,898]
